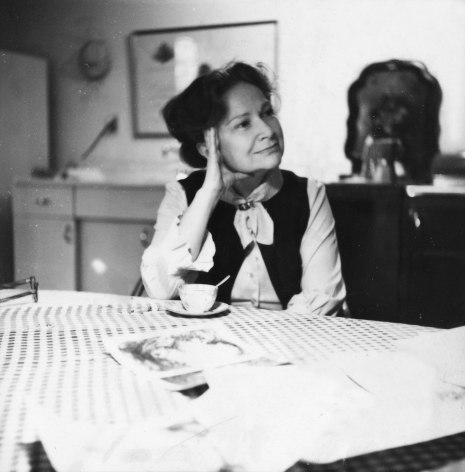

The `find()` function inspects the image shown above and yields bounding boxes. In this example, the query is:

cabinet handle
[35,196,51,207]
[409,209,421,229]
[63,224,73,244]
[139,228,151,249]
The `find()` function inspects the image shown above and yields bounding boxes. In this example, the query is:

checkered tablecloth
[0,290,463,472]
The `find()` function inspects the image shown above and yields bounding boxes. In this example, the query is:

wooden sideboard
[13,178,465,328]
[326,182,465,328]
[399,186,465,328]
[13,178,164,296]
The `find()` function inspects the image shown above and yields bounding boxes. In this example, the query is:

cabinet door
[326,184,403,322]
[406,252,465,328]
[401,196,465,328]
[14,216,76,289]
[79,220,154,295]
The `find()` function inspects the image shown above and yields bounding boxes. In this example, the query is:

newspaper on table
[104,325,284,390]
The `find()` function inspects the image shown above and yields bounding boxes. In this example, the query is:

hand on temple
[202,127,249,196]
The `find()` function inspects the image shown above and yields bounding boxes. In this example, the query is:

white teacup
[179,284,218,313]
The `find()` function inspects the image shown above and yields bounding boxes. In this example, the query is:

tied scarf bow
[234,200,274,248]
[221,168,283,249]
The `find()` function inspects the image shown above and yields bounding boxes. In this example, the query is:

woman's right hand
[178,127,241,261]
[202,127,248,196]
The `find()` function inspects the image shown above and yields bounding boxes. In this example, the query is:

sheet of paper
[192,363,370,469]
[33,407,223,472]
[394,326,465,387]
[192,355,465,467]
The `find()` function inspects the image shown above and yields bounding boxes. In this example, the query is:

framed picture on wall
[128,21,277,137]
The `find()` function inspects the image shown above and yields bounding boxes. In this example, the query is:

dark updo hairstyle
[162,61,275,168]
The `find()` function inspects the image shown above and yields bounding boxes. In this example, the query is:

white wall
[1,0,465,183]
[278,0,465,180]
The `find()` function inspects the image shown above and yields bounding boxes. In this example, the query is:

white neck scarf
[221,168,283,249]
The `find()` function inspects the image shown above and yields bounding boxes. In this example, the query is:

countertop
[15,174,465,196]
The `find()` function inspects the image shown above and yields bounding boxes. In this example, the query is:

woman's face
[217,81,284,175]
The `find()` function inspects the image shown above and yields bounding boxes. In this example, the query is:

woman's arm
[140,181,216,299]
[176,129,221,260]
[142,128,250,299]
[177,128,248,260]
[177,185,221,261]
[287,178,346,316]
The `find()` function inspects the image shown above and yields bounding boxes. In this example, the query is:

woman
[141,62,346,316]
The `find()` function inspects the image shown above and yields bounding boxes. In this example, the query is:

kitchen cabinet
[75,185,163,295]
[327,182,465,328]
[79,220,153,295]
[13,181,76,289]
[13,179,164,295]
[400,187,465,328]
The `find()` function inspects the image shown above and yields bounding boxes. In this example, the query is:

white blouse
[141,171,346,316]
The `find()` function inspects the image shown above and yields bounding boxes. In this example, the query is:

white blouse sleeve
[140,180,215,299]
[286,178,346,316]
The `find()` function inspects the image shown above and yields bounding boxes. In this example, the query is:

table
[1,290,464,472]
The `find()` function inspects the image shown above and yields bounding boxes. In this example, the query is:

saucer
[166,301,230,317]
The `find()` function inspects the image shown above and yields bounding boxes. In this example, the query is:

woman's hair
[162,61,275,168]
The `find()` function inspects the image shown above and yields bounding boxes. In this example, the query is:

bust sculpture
[345,59,442,183]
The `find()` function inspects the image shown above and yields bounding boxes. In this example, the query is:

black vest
[179,170,309,308]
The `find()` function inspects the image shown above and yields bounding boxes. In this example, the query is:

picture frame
[128,21,277,137]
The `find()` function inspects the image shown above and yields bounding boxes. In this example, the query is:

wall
[1,0,465,184]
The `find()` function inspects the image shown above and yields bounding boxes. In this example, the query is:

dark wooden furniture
[326,183,404,323]
[400,187,465,328]
[327,182,465,328]
[345,59,442,183]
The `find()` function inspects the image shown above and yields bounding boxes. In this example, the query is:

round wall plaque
[78,39,112,81]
